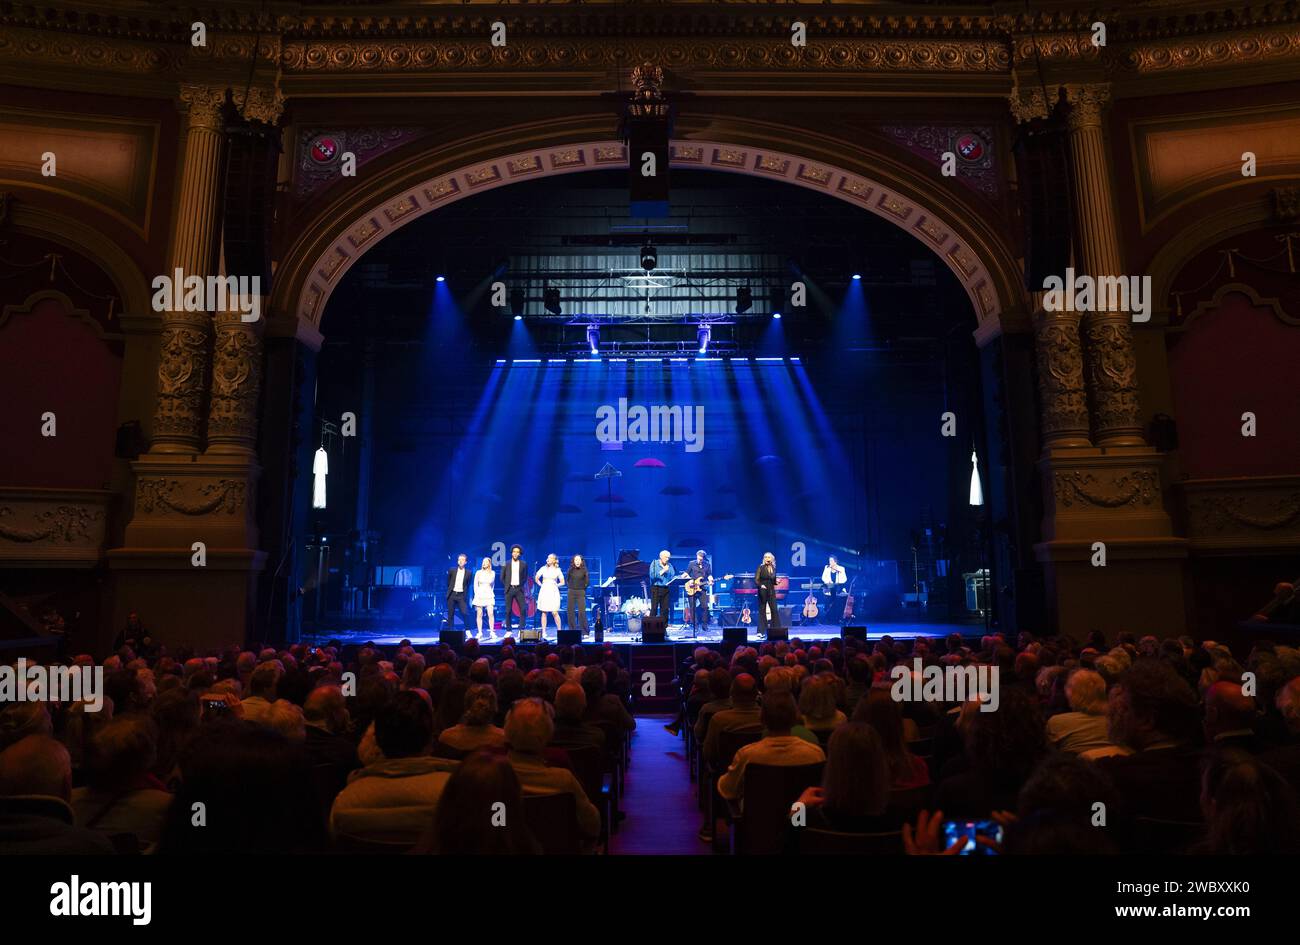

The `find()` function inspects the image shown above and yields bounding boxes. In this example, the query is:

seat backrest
[799,827,903,855]
[717,727,763,767]
[522,792,581,855]
[737,762,824,855]
[887,783,934,819]
[432,742,469,761]
[562,745,606,803]
[334,832,416,855]
[1133,816,1204,854]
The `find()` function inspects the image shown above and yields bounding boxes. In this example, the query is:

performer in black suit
[566,554,590,635]
[445,553,472,630]
[756,551,781,637]
[500,545,530,633]
[686,549,712,632]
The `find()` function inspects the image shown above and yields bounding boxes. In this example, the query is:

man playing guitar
[684,550,732,634]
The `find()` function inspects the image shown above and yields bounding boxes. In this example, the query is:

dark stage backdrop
[350,354,957,591]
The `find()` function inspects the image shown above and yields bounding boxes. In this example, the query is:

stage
[303,619,978,649]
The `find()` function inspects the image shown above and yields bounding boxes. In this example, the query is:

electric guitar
[685,573,732,596]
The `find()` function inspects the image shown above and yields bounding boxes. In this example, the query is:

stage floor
[304,619,977,648]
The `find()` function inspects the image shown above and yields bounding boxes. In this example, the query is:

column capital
[234,85,285,126]
[177,84,228,131]
[1063,83,1112,131]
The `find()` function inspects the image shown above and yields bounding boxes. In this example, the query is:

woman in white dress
[472,557,496,639]
[534,553,565,639]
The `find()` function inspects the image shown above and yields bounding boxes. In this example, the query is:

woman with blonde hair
[534,553,565,641]
[472,557,496,640]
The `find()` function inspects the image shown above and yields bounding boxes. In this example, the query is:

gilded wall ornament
[153,314,210,446]
[1082,314,1143,443]
[0,505,102,543]
[136,478,246,516]
[1033,309,1091,444]
[1054,469,1159,509]
[207,317,263,447]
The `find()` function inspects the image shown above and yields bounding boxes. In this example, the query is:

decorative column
[205,311,264,454]
[1032,303,1092,448]
[152,84,226,453]
[204,84,282,456]
[1063,83,1144,447]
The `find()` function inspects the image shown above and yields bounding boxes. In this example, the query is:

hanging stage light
[587,324,600,354]
[543,285,562,316]
[697,323,711,354]
[509,287,526,318]
[735,286,752,315]
[640,243,658,272]
[771,282,785,318]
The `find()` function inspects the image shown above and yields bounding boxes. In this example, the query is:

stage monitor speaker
[439,629,465,649]
[558,629,581,646]
[722,626,748,647]
[1013,116,1072,291]
[767,622,789,642]
[641,616,667,643]
[518,628,542,642]
[842,624,868,642]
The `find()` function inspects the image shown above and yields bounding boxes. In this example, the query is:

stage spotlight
[543,285,562,316]
[509,287,526,317]
[773,311,782,319]
[435,275,446,283]
[514,315,522,321]
[852,273,862,281]
[771,283,786,317]
[736,286,752,314]
[587,324,600,354]
[697,323,711,354]
[640,243,658,272]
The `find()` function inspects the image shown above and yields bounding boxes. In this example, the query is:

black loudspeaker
[723,626,748,647]
[439,629,465,650]
[842,624,868,642]
[768,622,789,642]
[641,615,667,643]
[222,117,281,286]
[624,113,671,217]
[1012,115,1072,291]
[558,629,581,645]
[114,420,147,459]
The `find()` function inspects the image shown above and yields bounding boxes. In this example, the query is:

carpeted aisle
[608,713,706,855]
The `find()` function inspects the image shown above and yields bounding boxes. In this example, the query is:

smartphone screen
[942,819,1003,855]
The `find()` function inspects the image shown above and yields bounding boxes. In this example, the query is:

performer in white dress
[472,557,496,639]
[534,553,565,638]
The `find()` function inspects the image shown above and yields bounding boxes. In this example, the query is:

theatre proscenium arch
[292,140,1011,345]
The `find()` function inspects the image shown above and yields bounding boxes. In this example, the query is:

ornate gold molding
[1054,469,1159,510]
[1033,308,1091,448]
[1063,83,1112,130]
[0,505,101,543]
[178,84,227,131]
[3,6,1300,89]
[1182,476,1300,552]
[207,313,264,452]
[0,488,111,566]
[136,478,246,516]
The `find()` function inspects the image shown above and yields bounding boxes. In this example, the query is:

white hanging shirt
[312,447,328,509]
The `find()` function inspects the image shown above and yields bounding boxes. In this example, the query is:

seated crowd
[0,637,634,854]
[4,626,1300,854]
[680,630,1300,854]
